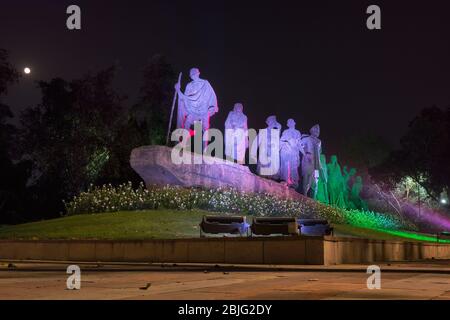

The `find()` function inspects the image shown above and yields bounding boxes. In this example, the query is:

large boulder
[130,145,307,201]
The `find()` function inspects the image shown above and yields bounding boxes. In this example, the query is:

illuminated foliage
[65,183,416,231]
[85,147,110,181]
[394,175,430,203]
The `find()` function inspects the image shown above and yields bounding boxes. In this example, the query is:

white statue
[300,124,323,197]
[279,119,302,188]
[225,103,248,163]
[251,115,282,178]
[175,68,218,132]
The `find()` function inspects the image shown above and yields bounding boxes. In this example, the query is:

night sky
[2,0,450,156]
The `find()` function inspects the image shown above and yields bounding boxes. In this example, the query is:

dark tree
[19,68,126,217]
[0,49,20,154]
[17,56,176,219]
[341,133,392,172]
[371,106,450,200]
[0,49,19,96]
[130,54,176,145]
[0,49,31,224]
[98,55,176,185]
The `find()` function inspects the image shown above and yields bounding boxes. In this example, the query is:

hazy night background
[1,0,450,224]
[2,0,449,156]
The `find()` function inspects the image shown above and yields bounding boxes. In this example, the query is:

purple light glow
[402,202,450,232]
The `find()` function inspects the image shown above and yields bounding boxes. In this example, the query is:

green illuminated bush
[64,182,416,231]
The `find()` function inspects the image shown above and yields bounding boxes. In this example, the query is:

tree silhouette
[0,49,31,223]
[371,106,450,201]
[19,68,126,217]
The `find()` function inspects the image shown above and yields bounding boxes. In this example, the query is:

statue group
[317,155,367,210]
[173,67,366,209]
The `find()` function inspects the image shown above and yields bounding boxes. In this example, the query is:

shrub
[64,182,416,231]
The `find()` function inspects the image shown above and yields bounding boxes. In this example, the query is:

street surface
[1,260,449,300]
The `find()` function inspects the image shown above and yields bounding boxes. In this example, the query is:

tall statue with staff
[171,68,218,136]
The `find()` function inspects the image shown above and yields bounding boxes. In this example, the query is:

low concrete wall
[1,237,449,265]
[323,237,450,265]
[0,237,325,265]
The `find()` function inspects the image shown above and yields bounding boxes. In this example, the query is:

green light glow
[342,208,411,230]
[375,228,450,243]
[341,209,450,243]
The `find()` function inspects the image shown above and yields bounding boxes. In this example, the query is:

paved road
[1,261,449,300]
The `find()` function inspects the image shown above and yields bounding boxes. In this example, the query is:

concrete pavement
[0,260,449,300]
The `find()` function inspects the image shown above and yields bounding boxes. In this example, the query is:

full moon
[24,67,31,74]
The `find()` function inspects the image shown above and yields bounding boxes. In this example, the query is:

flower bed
[64,182,416,231]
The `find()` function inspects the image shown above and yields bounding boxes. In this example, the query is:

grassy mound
[0,209,447,243]
[0,210,208,240]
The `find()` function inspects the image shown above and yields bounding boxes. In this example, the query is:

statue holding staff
[174,67,218,133]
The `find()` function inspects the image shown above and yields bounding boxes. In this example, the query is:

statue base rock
[130,145,310,202]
